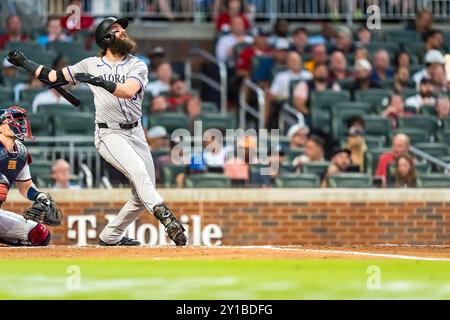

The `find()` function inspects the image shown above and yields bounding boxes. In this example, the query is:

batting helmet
[95,17,129,49]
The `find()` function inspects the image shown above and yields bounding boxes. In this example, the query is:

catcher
[0,106,62,246]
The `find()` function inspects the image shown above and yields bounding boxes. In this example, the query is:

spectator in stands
[270,19,290,46]
[292,134,325,171]
[215,15,253,63]
[345,127,367,172]
[394,51,411,70]
[430,65,448,95]
[371,49,394,82]
[236,27,272,79]
[381,94,412,128]
[148,46,166,76]
[150,96,169,114]
[393,66,411,94]
[146,62,172,96]
[424,29,444,52]
[328,51,353,81]
[290,27,310,55]
[272,38,290,69]
[215,0,251,33]
[2,57,18,80]
[435,96,450,129]
[410,9,433,36]
[37,18,72,48]
[166,76,192,111]
[354,45,369,61]
[350,59,381,97]
[412,49,445,89]
[330,26,355,55]
[51,159,81,189]
[321,147,351,188]
[293,63,340,121]
[185,95,202,121]
[154,136,187,186]
[346,115,365,132]
[404,77,437,111]
[202,131,228,172]
[375,133,411,185]
[356,26,371,46]
[287,123,310,149]
[0,15,28,50]
[393,154,418,188]
[14,73,44,103]
[224,135,258,185]
[304,44,328,73]
[146,126,169,151]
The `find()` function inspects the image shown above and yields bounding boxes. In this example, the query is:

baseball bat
[54,86,81,107]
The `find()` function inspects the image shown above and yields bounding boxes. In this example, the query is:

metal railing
[185,48,228,115]
[409,145,450,174]
[239,79,265,130]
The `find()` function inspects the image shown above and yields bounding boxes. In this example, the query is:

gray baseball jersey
[65,54,149,123]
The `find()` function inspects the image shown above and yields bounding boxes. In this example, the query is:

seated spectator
[51,159,81,189]
[393,66,411,94]
[304,44,328,73]
[346,115,365,132]
[185,95,202,120]
[146,62,172,96]
[2,58,19,84]
[375,133,411,185]
[381,94,413,128]
[293,62,340,120]
[147,46,166,79]
[436,96,450,128]
[409,9,433,36]
[354,45,369,61]
[394,51,411,70]
[146,126,169,151]
[371,49,394,82]
[224,136,258,185]
[290,27,310,55]
[328,51,353,81]
[350,59,381,98]
[404,77,436,111]
[330,26,355,55]
[37,18,72,48]
[392,154,418,188]
[345,127,367,172]
[292,134,326,171]
[166,76,192,111]
[269,19,290,47]
[0,15,28,50]
[150,96,169,114]
[287,123,310,149]
[215,0,251,33]
[237,27,272,79]
[413,49,445,89]
[272,38,290,69]
[215,15,253,63]
[14,74,44,103]
[430,65,448,95]
[32,88,72,113]
[321,147,352,187]
[356,26,371,46]
[423,29,444,52]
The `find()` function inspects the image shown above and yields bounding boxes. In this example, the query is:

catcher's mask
[0,106,33,141]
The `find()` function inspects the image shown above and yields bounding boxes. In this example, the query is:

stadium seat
[151,148,170,162]
[149,112,190,133]
[422,105,437,116]
[388,162,431,178]
[251,55,275,83]
[332,103,372,139]
[53,112,94,136]
[365,135,386,148]
[310,90,351,134]
[20,87,46,102]
[418,174,450,188]
[0,87,13,101]
[437,129,450,144]
[27,113,52,136]
[302,161,330,177]
[328,173,372,188]
[397,115,438,137]
[201,101,219,113]
[354,89,392,110]
[48,41,85,56]
[36,103,79,114]
[196,113,235,131]
[285,148,304,162]
[384,30,420,44]
[274,174,320,188]
[2,73,29,88]
[393,128,430,144]
[185,174,231,188]
[29,160,53,180]
[414,143,449,158]
[365,42,399,56]
[363,115,391,141]
[365,148,390,175]
[162,164,187,188]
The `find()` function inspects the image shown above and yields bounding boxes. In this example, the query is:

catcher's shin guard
[153,203,187,246]
[28,223,51,246]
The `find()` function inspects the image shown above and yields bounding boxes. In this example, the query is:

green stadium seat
[48,41,85,56]
[27,113,52,136]
[401,88,418,100]
[151,148,170,161]
[20,87,45,102]
[196,113,235,131]
[363,115,391,141]
[274,173,320,188]
[162,164,187,188]
[285,148,304,162]
[354,89,392,110]
[149,112,190,133]
[332,103,372,139]
[201,101,218,113]
[384,30,420,44]
[418,174,450,188]
[393,128,430,144]
[397,115,438,137]
[366,42,399,56]
[365,135,386,148]
[414,142,449,158]
[53,112,94,136]
[365,148,390,175]
[422,105,437,116]
[36,103,79,114]
[328,173,372,188]
[302,161,330,177]
[388,162,431,178]
[29,160,53,180]
[2,73,29,88]
[185,174,231,188]
[310,90,351,134]
[0,87,13,101]
[336,79,353,91]
[437,129,450,144]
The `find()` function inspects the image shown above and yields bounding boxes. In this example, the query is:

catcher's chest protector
[0,141,29,188]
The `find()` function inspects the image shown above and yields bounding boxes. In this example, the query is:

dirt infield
[1,245,450,260]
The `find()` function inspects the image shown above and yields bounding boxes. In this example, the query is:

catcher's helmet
[95,17,129,49]
[0,106,33,141]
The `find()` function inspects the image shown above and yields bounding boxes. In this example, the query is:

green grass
[0,259,449,299]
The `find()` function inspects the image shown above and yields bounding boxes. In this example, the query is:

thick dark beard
[109,37,136,55]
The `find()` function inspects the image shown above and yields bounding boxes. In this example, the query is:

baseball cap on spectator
[150,46,165,57]
[354,59,372,72]
[274,38,290,50]
[345,126,365,137]
[336,26,352,38]
[287,123,310,139]
[147,126,168,139]
[420,77,433,85]
[331,147,352,158]
[424,49,445,64]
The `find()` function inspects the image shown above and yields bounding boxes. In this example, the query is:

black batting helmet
[95,17,129,49]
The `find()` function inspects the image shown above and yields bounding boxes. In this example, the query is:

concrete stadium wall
[3,189,450,246]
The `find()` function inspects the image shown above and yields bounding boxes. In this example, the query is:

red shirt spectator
[237,45,272,71]
[216,13,251,32]
[375,152,395,179]
[0,15,28,50]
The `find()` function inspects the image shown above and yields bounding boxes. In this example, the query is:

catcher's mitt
[24,194,63,226]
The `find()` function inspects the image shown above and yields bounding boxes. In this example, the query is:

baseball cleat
[98,237,141,246]
[166,221,187,246]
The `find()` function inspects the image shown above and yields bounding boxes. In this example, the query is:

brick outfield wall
[3,189,450,245]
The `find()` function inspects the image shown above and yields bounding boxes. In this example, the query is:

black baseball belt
[97,121,139,130]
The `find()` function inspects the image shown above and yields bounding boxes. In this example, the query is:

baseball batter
[7,17,187,246]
